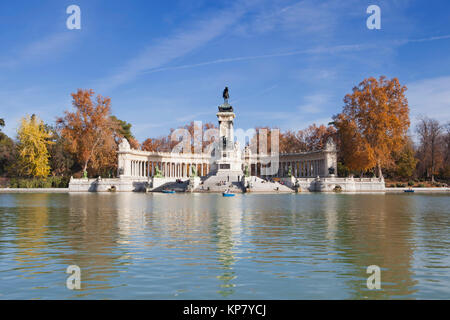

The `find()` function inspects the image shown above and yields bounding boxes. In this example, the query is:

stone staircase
[244,176,294,193]
[150,180,189,192]
[195,174,245,193]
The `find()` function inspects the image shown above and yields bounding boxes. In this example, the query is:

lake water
[0,192,449,299]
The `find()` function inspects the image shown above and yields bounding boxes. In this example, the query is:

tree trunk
[83,161,88,178]
[377,162,383,178]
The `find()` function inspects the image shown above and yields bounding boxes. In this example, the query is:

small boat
[162,189,175,194]
[404,189,415,193]
[223,190,235,197]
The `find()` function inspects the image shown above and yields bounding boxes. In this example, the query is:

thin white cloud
[138,33,450,76]
[297,94,331,114]
[407,76,450,125]
[236,0,358,37]
[0,33,76,68]
[141,43,372,75]
[97,3,250,91]
[396,34,450,45]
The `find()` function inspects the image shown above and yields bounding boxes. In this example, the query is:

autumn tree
[142,137,167,152]
[15,114,53,177]
[279,124,336,153]
[332,76,410,177]
[57,89,120,177]
[301,124,336,151]
[46,125,76,176]
[415,117,443,182]
[141,122,217,153]
[280,130,304,153]
[394,137,417,179]
[440,122,450,179]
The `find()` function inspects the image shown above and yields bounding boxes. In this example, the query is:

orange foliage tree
[141,122,217,153]
[280,124,336,153]
[332,76,410,177]
[141,137,169,152]
[57,89,120,177]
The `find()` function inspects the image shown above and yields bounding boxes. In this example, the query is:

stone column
[138,161,141,177]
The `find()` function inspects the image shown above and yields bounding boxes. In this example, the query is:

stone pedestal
[187,176,201,192]
[211,104,243,176]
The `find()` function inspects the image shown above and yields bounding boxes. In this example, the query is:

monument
[210,87,243,179]
[68,86,384,193]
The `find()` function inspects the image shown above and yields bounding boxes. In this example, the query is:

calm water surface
[0,192,449,299]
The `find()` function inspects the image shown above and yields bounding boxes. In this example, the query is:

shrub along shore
[2,176,70,189]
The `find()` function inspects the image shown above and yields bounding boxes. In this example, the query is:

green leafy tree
[110,115,140,149]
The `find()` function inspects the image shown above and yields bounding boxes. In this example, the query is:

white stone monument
[210,87,243,178]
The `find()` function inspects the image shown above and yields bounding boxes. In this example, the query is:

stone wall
[69,175,385,193]
[68,177,149,192]
[280,176,385,192]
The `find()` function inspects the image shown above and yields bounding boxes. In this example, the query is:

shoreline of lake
[0,187,449,194]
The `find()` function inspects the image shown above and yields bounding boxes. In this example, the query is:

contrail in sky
[140,34,450,75]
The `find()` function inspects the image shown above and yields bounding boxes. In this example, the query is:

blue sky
[1,0,450,142]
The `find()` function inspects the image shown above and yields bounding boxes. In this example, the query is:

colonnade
[249,159,326,177]
[128,160,211,178]
[279,159,326,177]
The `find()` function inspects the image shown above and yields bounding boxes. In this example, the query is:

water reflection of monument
[214,196,243,297]
[144,193,243,297]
